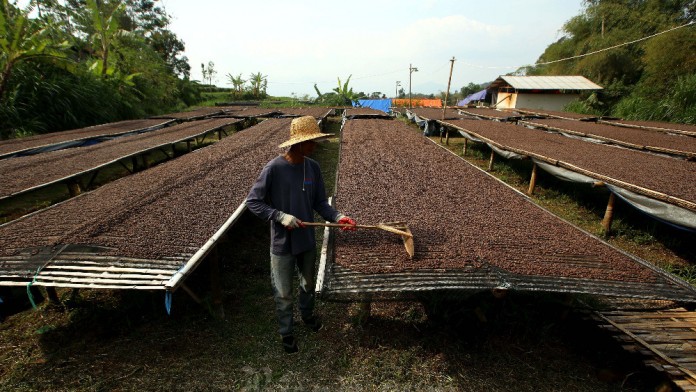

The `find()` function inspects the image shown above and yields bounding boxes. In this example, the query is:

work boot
[303,315,323,333]
[282,335,298,354]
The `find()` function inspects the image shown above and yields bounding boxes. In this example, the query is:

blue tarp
[458,89,487,106]
[354,99,392,113]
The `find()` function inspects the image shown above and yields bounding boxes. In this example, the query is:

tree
[0,0,69,100]
[201,61,216,86]
[226,73,246,97]
[530,0,696,122]
[86,0,126,76]
[249,71,266,98]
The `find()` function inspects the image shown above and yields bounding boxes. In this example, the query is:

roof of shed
[489,75,603,91]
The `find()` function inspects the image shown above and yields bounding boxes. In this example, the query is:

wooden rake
[303,221,414,259]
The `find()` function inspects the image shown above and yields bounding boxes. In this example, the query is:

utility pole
[409,64,418,109]
[441,57,456,144]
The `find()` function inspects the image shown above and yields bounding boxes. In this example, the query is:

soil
[0,118,242,199]
[522,118,696,156]
[0,119,170,157]
[332,118,684,288]
[442,119,696,205]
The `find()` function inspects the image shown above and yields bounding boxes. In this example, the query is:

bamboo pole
[33,275,165,285]
[181,283,203,304]
[462,138,468,156]
[601,192,616,234]
[166,203,247,291]
[440,57,455,145]
[487,150,496,171]
[45,265,176,274]
[527,162,538,195]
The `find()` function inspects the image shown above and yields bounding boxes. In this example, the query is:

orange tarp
[392,99,442,108]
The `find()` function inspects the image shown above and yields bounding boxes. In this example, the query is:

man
[246,116,356,354]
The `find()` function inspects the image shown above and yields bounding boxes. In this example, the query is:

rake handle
[302,222,413,238]
[302,222,378,230]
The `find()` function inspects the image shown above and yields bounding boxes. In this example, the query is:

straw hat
[278,116,334,148]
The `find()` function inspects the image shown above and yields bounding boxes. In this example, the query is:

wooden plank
[617,321,696,329]
[596,312,696,382]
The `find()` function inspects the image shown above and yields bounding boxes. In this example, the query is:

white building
[488,75,602,111]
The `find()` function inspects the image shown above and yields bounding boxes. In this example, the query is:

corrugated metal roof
[490,76,602,90]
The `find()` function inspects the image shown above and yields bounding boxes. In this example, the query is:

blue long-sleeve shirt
[246,155,340,256]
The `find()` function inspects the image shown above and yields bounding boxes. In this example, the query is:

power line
[459,21,694,71]
[536,20,693,66]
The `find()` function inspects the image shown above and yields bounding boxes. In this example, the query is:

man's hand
[337,215,357,231]
[277,212,304,229]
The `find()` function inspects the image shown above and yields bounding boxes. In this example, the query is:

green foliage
[0,0,194,138]
[0,0,70,101]
[530,0,695,123]
[249,72,267,99]
[0,62,134,139]
[314,75,362,105]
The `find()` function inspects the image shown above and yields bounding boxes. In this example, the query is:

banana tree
[333,75,358,105]
[249,71,266,98]
[86,0,125,77]
[0,0,69,99]
[226,72,245,96]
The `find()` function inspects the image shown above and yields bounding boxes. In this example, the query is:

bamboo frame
[165,202,247,292]
[597,119,696,138]
[0,119,175,160]
[439,121,696,212]
[0,120,242,202]
[596,311,696,381]
[520,121,695,159]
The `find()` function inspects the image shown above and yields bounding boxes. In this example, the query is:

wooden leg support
[462,139,468,156]
[45,287,60,304]
[67,181,82,197]
[601,192,616,235]
[527,162,538,196]
[210,247,224,319]
[357,299,372,325]
[487,150,495,171]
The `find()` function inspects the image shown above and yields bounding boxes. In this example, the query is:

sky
[159,0,585,98]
